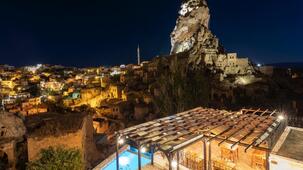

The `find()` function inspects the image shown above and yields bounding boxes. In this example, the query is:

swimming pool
[101,149,151,170]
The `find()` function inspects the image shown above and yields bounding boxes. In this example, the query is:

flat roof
[273,127,303,162]
[25,112,87,138]
[118,107,284,154]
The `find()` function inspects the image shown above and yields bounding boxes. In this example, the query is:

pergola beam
[170,134,204,152]
[244,117,282,152]
[160,112,233,150]
[208,114,250,142]
[137,111,226,147]
[218,114,259,146]
[210,135,270,152]
[127,109,212,140]
[116,107,281,162]
[230,111,275,149]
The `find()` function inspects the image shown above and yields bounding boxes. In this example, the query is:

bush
[27,147,82,170]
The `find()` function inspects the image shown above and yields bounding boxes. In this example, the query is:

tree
[27,147,82,170]
[154,55,210,115]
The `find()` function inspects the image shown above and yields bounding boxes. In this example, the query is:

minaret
[137,44,141,65]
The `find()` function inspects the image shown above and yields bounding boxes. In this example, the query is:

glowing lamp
[140,147,147,153]
[118,138,124,145]
[278,115,284,120]
[171,160,178,168]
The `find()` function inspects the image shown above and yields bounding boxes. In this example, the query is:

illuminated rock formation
[171,0,255,79]
[170,0,219,55]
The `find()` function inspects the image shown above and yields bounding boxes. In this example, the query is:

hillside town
[1,0,303,170]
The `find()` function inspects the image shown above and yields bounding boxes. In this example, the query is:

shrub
[27,147,82,170]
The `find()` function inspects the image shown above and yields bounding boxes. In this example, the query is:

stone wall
[0,141,16,170]
[81,88,101,101]
[27,114,101,169]
[27,129,84,162]
[93,121,109,134]
[82,114,102,168]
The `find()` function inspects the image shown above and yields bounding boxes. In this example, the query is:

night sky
[0,0,302,67]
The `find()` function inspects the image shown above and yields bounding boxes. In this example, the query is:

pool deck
[142,165,164,170]
[143,164,190,170]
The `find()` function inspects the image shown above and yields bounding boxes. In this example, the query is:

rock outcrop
[171,0,219,55]
[170,0,255,79]
[0,112,26,140]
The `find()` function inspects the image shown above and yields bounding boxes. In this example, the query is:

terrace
[95,107,286,170]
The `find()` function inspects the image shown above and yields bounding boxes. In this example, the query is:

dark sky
[0,0,302,67]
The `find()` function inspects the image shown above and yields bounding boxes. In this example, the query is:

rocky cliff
[171,0,219,54]
[170,0,255,78]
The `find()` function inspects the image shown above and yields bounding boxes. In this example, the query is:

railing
[179,151,204,170]
[212,160,236,170]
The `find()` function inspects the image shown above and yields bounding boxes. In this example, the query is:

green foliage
[154,56,210,115]
[27,147,82,170]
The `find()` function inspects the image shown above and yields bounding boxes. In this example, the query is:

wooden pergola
[115,107,286,170]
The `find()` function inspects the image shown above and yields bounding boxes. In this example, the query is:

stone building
[80,88,101,101]
[0,112,26,170]
[93,120,109,134]
[99,99,129,119]
[40,80,64,92]
[0,80,16,89]
[25,112,100,169]
[108,85,122,99]
[211,53,253,75]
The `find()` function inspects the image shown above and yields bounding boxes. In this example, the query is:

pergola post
[168,154,172,170]
[208,141,212,170]
[115,135,119,170]
[177,151,180,170]
[151,145,154,165]
[266,150,270,170]
[203,139,207,170]
[138,144,142,170]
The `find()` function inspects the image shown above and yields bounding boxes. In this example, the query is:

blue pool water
[102,149,151,170]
